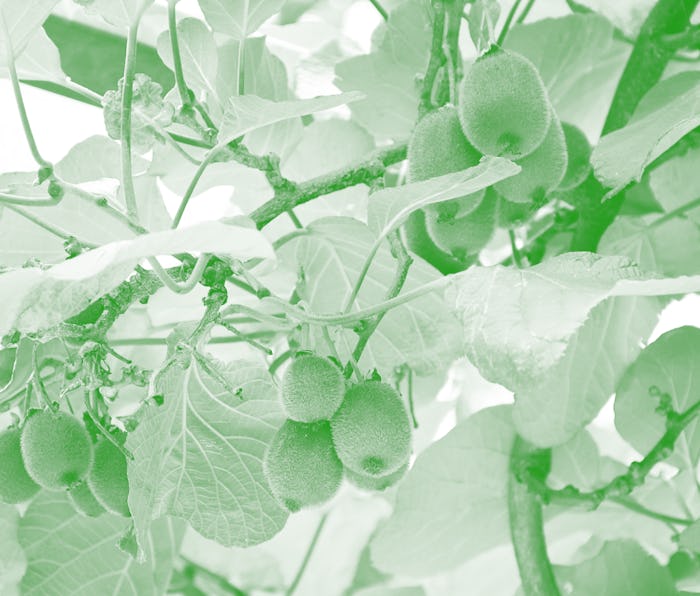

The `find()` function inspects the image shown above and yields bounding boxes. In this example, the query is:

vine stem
[171,150,217,228]
[2,15,52,170]
[368,0,389,21]
[516,0,537,24]
[497,0,524,46]
[167,0,191,108]
[120,14,145,222]
[286,513,328,596]
[147,253,211,294]
[508,436,561,596]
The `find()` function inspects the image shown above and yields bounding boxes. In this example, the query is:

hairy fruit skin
[21,409,93,491]
[403,210,472,275]
[408,106,483,221]
[263,420,343,512]
[0,427,40,504]
[281,354,345,422]
[331,381,412,477]
[424,189,497,259]
[67,480,106,518]
[558,123,592,191]
[493,116,568,204]
[458,49,551,160]
[345,462,408,492]
[88,439,131,517]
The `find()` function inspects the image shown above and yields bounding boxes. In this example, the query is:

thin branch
[609,495,693,527]
[286,513,328,596]
[167,0,191,108]
[3,204,97,249]
[509,229,523,268]
[497,0,523,46]
[648,195,700,230]
[147,254,211,294]
[120,19,143,221]
[368,0,389,21]
[2,17,52,170]
[516,0,537,24]
[171,150,218,228]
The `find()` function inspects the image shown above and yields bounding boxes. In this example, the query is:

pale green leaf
[7,28,64,82]
[679,520,700,553]
[649,146,700,225]
[55,136,149,183]
[554,540,676,595]
[505,14,629,140]
[0,504,25,596]
[126,357,288,560]
[284,217,462,377]
[600,216,700,277]
[592,72,700,193]
[198,0,285,39]
[370,406,515,576]
[18,491,183,595]
[549,430,601,492]
[0,0,59,65]
[217,92,363,147]
[368,156,519,239]
[335,0,432,141]
[615,326,700,470]
[513,295,662,447]
[88,0,155,28]
[0,220,274,336]
[157,18,219,104]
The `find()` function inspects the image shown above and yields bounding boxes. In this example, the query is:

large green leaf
[615,326,700,471]
[198,0,285,39]
[0,220,274,336]
[370,406,515,576]
[0,504,25,596]
[126,357,288,560]
[649,146,700,225]
[18,491,183,595]
[284,216,462,377]
[592,72,700,194]
[0,0,59,66]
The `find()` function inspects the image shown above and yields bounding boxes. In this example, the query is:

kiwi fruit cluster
[0,408,131,518]
[264,354,413,512]
[403,48,589,270]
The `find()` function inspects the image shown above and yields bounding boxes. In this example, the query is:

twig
[171,150,218,228]
[286,513,328,596]
[516,0,537,24]
[147,254,211,294]
[368,0,389,21]
[497,0,523,46]
[609,495,692,527]
[406,366,418,428]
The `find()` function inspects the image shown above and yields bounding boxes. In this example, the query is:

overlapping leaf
[199,0,285,39]
[0,0,59,66]
[0,220,274,336]
[18,491,183,595]
[126,357,288,560]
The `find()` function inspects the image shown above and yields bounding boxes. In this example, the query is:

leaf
[615,326,700,470]
[283,217,462,377]
[157,18,219,104]
[548,430,601,491]
[0,504,25,595]
[199,0,285,39]
[505,14,630,141]
[0,220,274,336]
[55,136,149,183]
[18,491,183,595]
[592,72,700,193]
[126,357,288,560]
[468,0,500,54]
[446,252,645,391]
[88,0,155,28]
[367,156,520,239]
[0,0,60,66]
[600,216,700,277]
[679,521,700,553]
[649,146,700,225]
[7,28,64,82]
[553,540,676,595]
[370,406,515,577]
[334,0,432,141]
[216,92,364,147]
[513,295,662,447]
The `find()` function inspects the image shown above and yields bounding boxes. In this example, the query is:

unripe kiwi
[345,462,408,492]
[263,419,343,512]
[493,116,568,204]
[0,427,40,504]
[331,381,412,477]
[20,409,92,490]
[458,48,551,159]
[88,438,130,517]
[408,106,483,221]
[424,188,497,259]
[558,123,591,191]
[281,354,345,422]
[67,480,106,518]
[402,210,471,275]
